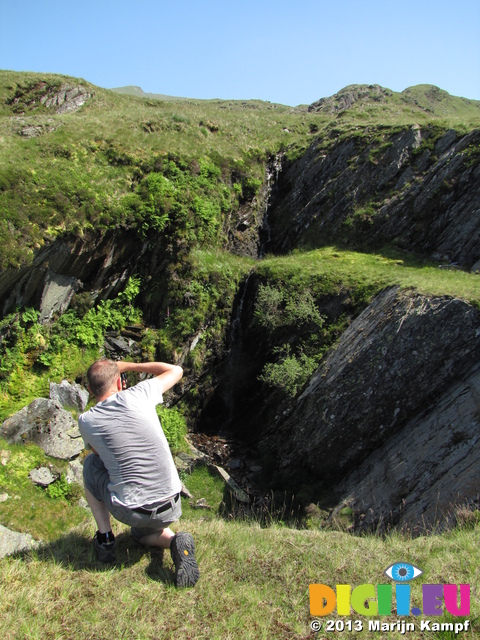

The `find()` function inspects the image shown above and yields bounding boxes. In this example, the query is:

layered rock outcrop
[265,127,480,268]
[263,287,480,531]
[0,230,147,318]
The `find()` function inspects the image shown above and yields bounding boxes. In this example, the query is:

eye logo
[384,562,423,582]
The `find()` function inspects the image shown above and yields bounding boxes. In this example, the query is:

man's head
[87,359,120,399]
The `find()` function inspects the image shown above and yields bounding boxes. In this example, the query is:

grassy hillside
[0,435,478,639]
[1,71,480,638]
[1,68,479,423]
[0,512,478,639]
[1,71,479,270]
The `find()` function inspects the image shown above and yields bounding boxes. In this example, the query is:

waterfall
[218,271,254,429]
[228,271,252,354]
[258,152,284,258]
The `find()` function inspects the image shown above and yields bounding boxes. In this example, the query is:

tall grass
[0,515,477,639]
[0,448,477,638]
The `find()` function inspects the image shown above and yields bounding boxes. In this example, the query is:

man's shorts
[83,453,182,537]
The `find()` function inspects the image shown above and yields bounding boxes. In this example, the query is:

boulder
[0,398,84,460]
[50,379,89,412]
[29,467,58,487]
[0,525,40,558]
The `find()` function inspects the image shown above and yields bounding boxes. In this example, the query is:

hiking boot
[93,535,116,563]
[170,532,200,588]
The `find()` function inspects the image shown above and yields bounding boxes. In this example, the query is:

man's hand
[117,361,183,394]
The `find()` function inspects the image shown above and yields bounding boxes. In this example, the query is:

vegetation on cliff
[1,69,480,425]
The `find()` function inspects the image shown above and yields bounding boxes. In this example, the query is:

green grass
[1,70,479,270]
[258,247,480,307]
[0,436,475,639]
[0,515,477,639]
[180,465,228,522]
[0,438,88,540]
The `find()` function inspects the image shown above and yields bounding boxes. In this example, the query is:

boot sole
[172,533,200,588]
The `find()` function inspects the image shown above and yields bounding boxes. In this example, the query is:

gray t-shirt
[78,378,181,508]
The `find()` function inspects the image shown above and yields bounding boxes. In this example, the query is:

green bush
[254,284,323,331]
[259,348,318,397]
[156,405,188,453]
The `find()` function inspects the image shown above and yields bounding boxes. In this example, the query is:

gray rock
[471,259,480,273]
[29,467,57,487]
[211,465,250,503]
[40,84,93,114]
[78,497,90,510]
[265,127,480,268]
[0,398,84,460]
[104,335,134,356]
[331,362,480,533]
[50,380,89,412]
[180,481,193,499]
[266,287,480,531]
[0,230,149,319]
[0,524,40,558]
[66,458,84,485]
[39,269,81,321]
[174,452,198,474]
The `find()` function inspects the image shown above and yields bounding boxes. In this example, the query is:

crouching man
[78,358,199,588]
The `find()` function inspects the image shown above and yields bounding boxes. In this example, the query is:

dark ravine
[1,98,480,533]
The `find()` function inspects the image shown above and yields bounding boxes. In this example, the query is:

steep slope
[264,124,480,268]
[260,286,480,532]
[1,72,480,532]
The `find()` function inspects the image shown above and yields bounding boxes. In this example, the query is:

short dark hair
[87,359,120,398]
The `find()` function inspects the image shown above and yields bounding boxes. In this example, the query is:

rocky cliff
[264,126,480,269]
[261,287,480,532]
[0,230,148,319]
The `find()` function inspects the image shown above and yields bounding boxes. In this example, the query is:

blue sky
[1,0,479,105]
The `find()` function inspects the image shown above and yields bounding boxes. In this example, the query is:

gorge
[1,72,479,534]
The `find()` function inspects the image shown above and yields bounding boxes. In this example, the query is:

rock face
[264,287,480,531]
[332,363,480,533]
[0,398,84,459]
[0,230,148,318]
[49,380,89,412]
[8,80,93,115]
[265,127,480,268]
[40,84,92,114]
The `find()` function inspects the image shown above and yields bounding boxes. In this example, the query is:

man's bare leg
[138,527,175,548]
[84,486,112,534]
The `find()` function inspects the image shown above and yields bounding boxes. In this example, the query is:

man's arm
[117,361,183,394]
